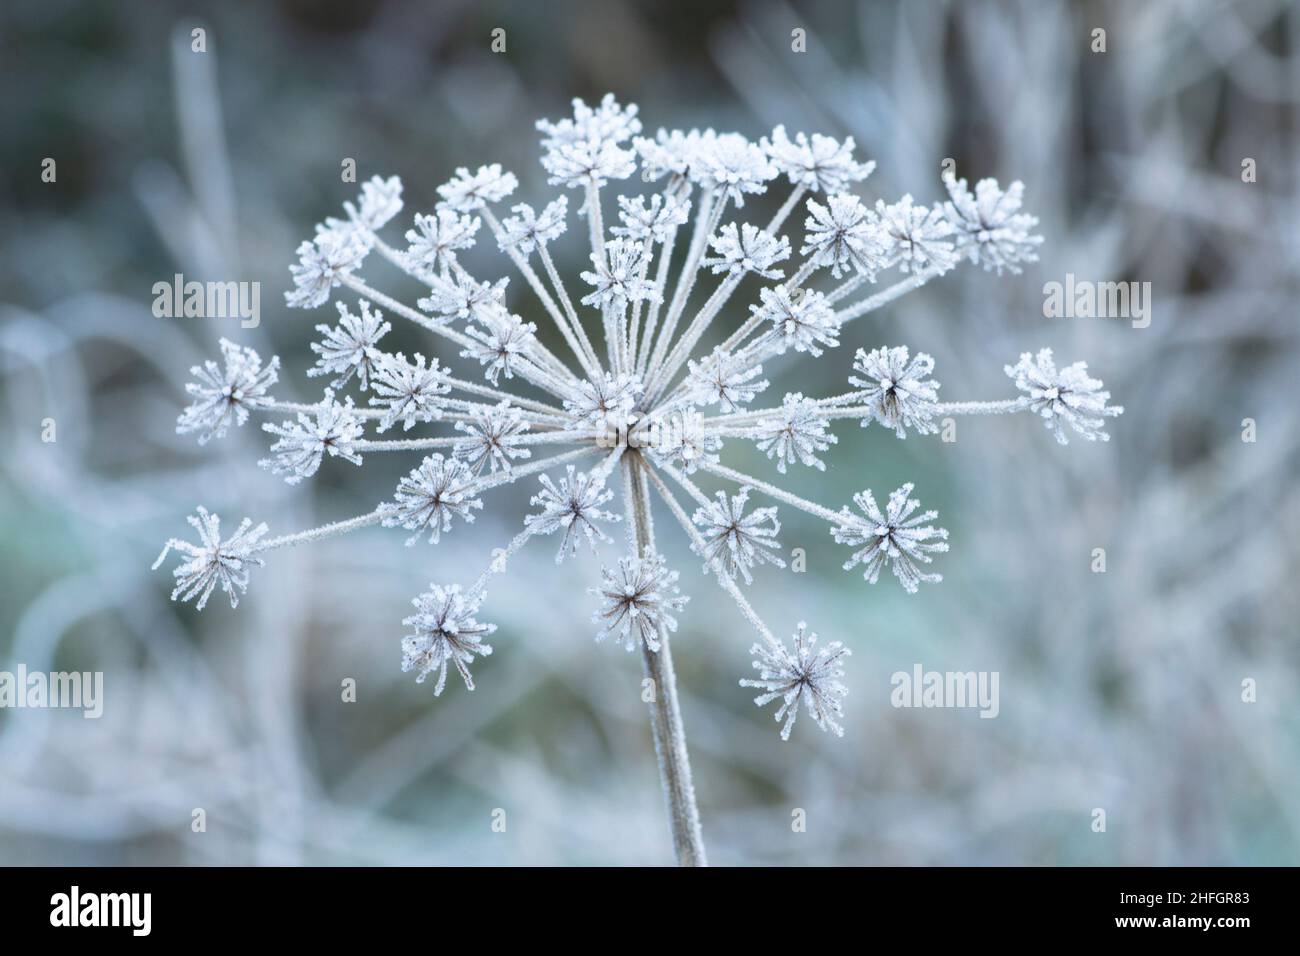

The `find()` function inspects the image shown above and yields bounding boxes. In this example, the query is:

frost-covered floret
[498,197,568,256]
[741,623,850,740]
[542,138,637,190]
[453,402,531,475]
[686,347,769,412]
[152,507,268,610]
[692,486,784,584]
[942,174,1042,275]
[564,373,642,430]
[418,272,507,325]
[1005,348,1123,444]
[612,193,691,245]
[436,164,518,213]
[762,126,874,195]
[690,132,777,207]
[872,195,958,275]
[850,345,940,438]
[368,352,450,432]
[525,465,621,562]
[537,93,641,149]
[590,548,689,652]
[309,300,390,389]
[702,222,790,279]
[260,390,363,483]
[176,338,279,444]
[404,209,481,275]
[802,193,882,279]
[634,128,715,181]
[832,483,949,592]
[382,454,483,545]
[756,392,838,473]
[581,238,659,310]
[460,315,537,385]
[754,284,839,357]
[350,175,404,231]
[286,229,369,308]
[401,583,496,695]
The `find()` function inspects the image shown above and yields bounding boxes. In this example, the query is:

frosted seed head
[832,483,949,592]
[401,583,496,694]
[849,345,941,438]
[1005,348,1123,444]
[177,338,279,444]
[740,622,850,739]
[259,389,364,483]
[152,506,268,611]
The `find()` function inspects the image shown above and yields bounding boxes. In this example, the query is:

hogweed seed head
[158,95,1110,745]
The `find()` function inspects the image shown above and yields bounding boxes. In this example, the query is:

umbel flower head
[156,95,1118,753]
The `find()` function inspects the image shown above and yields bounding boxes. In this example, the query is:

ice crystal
[754,284,838,356]
[453,401,531,475]
[368,352,449,432]
[160,95,1115,746]
[405,209,481,274]
[872,194,957,275]
[763,126,875,195]
[756,392,838,473]
[802,193,881,279]
[702,222,789,279]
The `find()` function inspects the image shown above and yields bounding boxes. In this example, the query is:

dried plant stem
[624,457,707,866]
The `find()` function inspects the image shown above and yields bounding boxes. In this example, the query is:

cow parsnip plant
[154,95,1121,865]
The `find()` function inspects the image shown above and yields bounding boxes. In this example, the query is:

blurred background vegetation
[2,0,1298,864]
